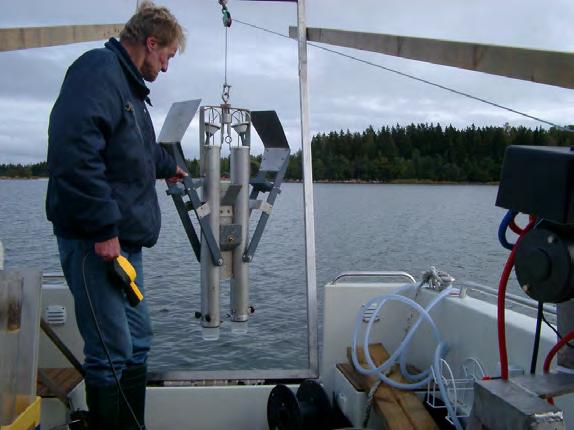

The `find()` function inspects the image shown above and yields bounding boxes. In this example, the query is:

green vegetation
[285,123,574,182]
[2,124,572,182]
[0,161,48,178]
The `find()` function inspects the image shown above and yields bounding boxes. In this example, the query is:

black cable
[233,18,574,133]
[81,253,143,429]
[541,311,574,349]
[530,301,543,374]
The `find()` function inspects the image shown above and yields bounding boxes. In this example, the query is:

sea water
[0,180,513,371]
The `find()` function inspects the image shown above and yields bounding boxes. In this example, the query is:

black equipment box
[496,145,574,224]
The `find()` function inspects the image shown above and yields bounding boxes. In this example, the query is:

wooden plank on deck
[345,344,438,430]
[37,368,83,398]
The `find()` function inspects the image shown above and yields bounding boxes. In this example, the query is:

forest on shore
[2,123,572,182]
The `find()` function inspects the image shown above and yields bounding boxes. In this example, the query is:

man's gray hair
[120,1,186,52]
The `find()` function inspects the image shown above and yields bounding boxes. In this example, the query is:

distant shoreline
[0,176,46,180]
[283,179,499,185]
[1,176,498,185]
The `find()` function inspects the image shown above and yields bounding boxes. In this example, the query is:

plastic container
[0,270,42,427]
[0,396,41,430]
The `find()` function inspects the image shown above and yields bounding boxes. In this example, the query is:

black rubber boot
[118,364,147,430]
[85,382,120,430]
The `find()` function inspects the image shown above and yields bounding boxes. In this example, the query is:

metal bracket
[243,111,290,262]
[165,180,202,261]
[196,202,211,219]
[249,199,273,215]
[162,142,223,266]
[221,184,242,206]
[220,224,242,251]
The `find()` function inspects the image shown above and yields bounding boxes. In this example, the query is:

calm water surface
[0,180,515,371]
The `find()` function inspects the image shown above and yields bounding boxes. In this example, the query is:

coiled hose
[351,284,463,430]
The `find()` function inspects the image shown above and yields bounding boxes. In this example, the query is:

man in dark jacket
[46,2,186,428]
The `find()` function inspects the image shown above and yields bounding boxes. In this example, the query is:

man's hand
[167,165,188,184]
[95,237,121,261]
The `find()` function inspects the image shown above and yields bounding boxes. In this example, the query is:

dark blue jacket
[46,38,176,250]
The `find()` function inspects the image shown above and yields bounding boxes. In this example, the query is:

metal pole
[230,146,251,324]
[557,300,574,369]
[201,145,221,339]
[297,0,319,377]
[199,108,206,176]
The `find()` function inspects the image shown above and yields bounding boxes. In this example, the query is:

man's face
[141,37,178,82]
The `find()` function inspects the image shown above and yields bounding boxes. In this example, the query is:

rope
[233,18,573,133]
[363,380,382,428]
[401,281,425,346]
[421,266,455,291]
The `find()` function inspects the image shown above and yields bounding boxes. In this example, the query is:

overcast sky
[1,0,573,164]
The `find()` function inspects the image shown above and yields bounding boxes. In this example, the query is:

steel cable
[234,18,573,132]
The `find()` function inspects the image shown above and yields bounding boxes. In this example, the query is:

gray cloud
[1,0,573,163]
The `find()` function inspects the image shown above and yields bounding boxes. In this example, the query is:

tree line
[2,124,573,182]
[285,123,574,182]
[0,161,48,178]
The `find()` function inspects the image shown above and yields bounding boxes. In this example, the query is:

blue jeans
[57,237,152,386]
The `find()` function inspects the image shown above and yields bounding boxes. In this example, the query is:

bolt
[522,284,529,293]
[547,235,556,244]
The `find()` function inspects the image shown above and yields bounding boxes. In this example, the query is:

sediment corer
[159,100,290,339]
[109,256,143,307]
